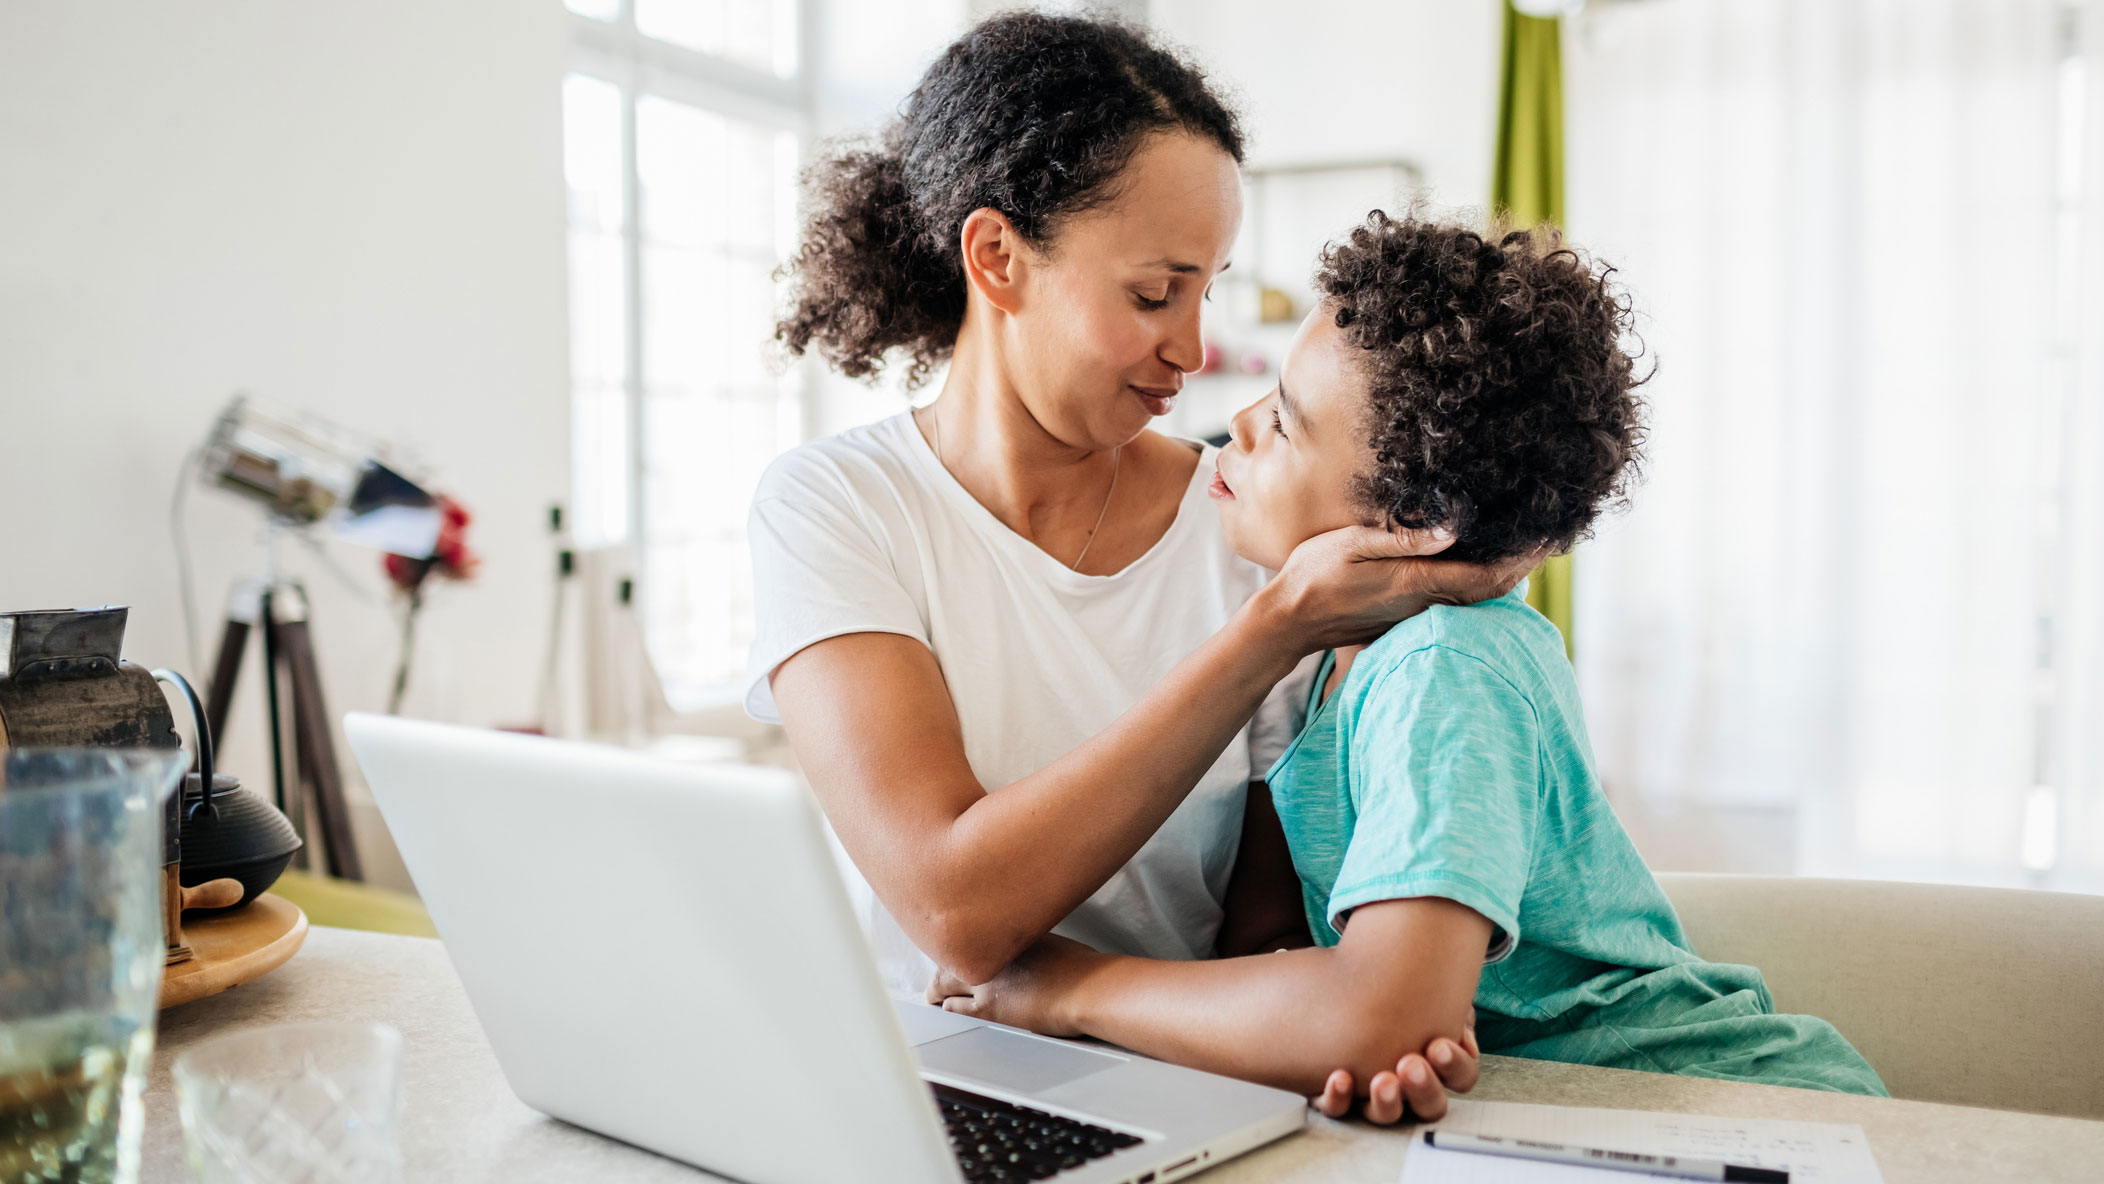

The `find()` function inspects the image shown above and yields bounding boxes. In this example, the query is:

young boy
[929,212,1886,1100]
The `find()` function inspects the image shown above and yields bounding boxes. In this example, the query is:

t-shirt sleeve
[742,451,929,724]
[1326,644,1540,963]
[1248,651,1320,781]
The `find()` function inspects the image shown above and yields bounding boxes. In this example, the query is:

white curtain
[1565,0,2103,891]
[2062,0,2104,892]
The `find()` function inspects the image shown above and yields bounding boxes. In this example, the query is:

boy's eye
[1135,291,1171,311]
[1270,405,1287,438]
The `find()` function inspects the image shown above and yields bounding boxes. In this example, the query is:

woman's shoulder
[1129,431,1275,587]
[755,412,924,507]
[1132,428,1210,481]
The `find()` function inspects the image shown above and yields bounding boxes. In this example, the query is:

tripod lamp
[196,394,444,882]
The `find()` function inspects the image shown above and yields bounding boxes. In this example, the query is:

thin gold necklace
[930,403,1122,572]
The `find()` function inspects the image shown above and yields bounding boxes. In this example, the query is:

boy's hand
[926,935,1106,1037]
[1310,1006,1480,1124]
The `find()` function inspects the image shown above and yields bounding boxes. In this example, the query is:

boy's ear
[959,207,1029,316]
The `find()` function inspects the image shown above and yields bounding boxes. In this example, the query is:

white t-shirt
[744,411,1309,993]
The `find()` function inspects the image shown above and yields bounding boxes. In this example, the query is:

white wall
[804,0,973,433]
[1136,1,1504,435]
[1150,0,1502,204]
[0,0,1503,885]
[800,0,1505,436]
[813,0,971,135]
[0,1,572,889]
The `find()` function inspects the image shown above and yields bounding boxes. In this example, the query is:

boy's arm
[935,897,1491,1097]
[1209,789,1481,1119]
[1215,781,1314,957]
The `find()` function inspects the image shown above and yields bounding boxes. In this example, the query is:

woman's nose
[1159,299,1204,374]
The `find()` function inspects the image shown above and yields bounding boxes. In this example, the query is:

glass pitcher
[1,748,187,1184]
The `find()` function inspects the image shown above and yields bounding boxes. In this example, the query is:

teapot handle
[151,668,217,820]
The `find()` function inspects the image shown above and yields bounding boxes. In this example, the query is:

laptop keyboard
[933,1081,1145,1181]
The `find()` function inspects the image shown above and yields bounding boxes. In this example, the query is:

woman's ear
[959,207,1029,316]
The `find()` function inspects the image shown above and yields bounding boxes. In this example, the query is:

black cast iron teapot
[155,670,302,909]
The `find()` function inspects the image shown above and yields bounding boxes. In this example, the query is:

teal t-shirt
[1264,586,1886,1095]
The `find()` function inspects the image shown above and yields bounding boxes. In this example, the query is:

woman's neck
[924,325,1125,545]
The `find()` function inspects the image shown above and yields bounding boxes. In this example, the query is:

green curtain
[1492,0,1575,659]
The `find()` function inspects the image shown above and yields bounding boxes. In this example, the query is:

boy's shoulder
[1351,583,1570,705]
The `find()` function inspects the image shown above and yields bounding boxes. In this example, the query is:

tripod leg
[258,589,290,818]
[277,616,364,882]
[204,618,249,746]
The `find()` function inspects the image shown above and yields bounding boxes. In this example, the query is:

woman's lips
[1130,385,1178,417]
[1208,465,1235,501]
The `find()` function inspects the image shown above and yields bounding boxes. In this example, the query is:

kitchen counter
[139,927,2104,1182]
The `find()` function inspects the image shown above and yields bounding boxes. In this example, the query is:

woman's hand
[926,935,1107,1037]
[1310,1007,1481,1124]
[1262,525,1544,651]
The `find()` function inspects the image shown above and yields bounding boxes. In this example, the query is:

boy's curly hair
[1315,212,1648,564]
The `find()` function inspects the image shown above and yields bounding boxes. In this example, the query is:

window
[563,0,804,705]
[635,0,798,77]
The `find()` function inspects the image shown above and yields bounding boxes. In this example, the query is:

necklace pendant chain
[932,403,1121,573]
[1069,446,1120,572]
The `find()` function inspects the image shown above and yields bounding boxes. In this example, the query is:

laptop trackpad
[917,1028,1122,1094]
[895,1000,984,1046]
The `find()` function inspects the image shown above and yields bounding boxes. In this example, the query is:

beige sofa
[1655,873,2104,1119]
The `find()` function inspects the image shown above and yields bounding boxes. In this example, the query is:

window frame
[564,0,814,699]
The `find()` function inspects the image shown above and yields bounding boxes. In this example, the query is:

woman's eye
[1270,406,1287,438]
[1135,292,1171,311]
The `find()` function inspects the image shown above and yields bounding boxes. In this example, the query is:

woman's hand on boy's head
[1341,527,1544,608]
[1407,545,1546,611]
[925,935,1104,1038]
[1346,521,1460,560]
[1311,1007,1481,1125]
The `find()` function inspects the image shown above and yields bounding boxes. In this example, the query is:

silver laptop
[343,713,1304,1184]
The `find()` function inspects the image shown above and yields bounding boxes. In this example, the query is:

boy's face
[1208,307,1380,570]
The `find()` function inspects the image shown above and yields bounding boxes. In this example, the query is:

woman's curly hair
[1316,212,1648,564]
[774,11,1243,389]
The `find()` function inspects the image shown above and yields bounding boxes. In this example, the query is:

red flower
[384,495,479,592]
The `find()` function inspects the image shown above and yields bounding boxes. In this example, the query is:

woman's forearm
[782,519,1518,983]
[932,585,1309,976]
[935,534,1533,975]
[776,582,1314,984]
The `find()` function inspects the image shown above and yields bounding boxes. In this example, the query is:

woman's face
[1005,131,1243,450]
[1208,307,1380,570]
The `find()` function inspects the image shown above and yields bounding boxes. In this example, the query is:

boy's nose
[1226,397,1261,450]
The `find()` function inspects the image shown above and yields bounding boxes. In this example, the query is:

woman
[748,12,1521,1122]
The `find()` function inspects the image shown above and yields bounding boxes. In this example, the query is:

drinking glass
[0,747,187,1184]
[173,1022,403,1184]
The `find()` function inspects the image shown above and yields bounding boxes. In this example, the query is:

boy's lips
[1207,463,1235,501]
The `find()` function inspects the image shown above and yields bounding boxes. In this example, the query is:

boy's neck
[1321,644,1365,708]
